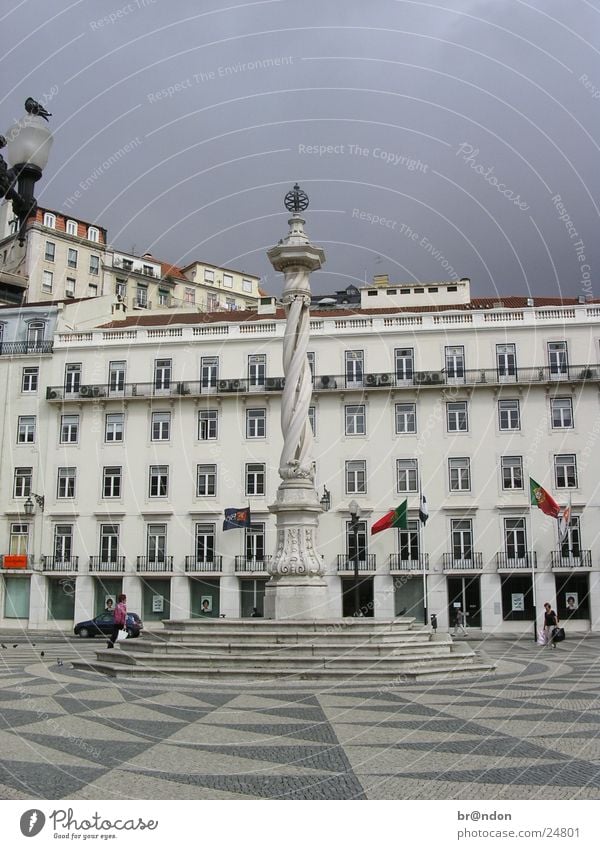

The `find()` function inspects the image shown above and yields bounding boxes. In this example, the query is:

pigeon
[57,659,63,667]
[40,651,44,658]
[24,97,51,121]
[12,644,17,648]
[1,644,6,649]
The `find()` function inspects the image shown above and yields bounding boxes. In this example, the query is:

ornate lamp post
[264,185,331,620]
[0,98,54,245]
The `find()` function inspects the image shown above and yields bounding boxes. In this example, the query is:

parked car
[74,612,143,639]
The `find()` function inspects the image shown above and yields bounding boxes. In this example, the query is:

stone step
[159,618,420,634]
[124,639,451,657]
[139,631,437,648]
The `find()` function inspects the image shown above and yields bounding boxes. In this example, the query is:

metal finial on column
[284,183,309,213]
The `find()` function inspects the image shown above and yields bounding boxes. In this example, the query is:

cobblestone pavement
[0,636,599,800]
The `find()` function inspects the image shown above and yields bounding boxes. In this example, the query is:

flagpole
[419,483,427,626]
[529,485,537,643]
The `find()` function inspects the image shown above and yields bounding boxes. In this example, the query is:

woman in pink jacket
[107,593,127,648]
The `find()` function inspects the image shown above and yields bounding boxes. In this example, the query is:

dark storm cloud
[2,0,599,297]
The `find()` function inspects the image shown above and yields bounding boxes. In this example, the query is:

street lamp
[0,98,54,245]
[319,485,331,512]
[23,493,44,515]
[349,499,361,616]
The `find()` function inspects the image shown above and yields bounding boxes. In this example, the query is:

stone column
[264,185,331,620]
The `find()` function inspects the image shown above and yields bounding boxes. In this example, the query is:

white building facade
[1,293,599,634]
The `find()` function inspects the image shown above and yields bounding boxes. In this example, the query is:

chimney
[258,296,277,315]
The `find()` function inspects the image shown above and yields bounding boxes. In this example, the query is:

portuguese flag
[371,500,408,535]
[530,478,560,518]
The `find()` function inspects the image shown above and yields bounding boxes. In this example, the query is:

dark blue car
[73,612,143,638]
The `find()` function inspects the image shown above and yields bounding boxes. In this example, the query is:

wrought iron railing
[495,552,537,570]
[389,553,429,571]
[234,556,272,572]
[89,556,126,572]
[136,556,173,572]
[42,556,79,571]
[1,341,53,357]
[550,550,592,568]
[185,556,223,572]
[442,552,483,570]
[337,554,377,571]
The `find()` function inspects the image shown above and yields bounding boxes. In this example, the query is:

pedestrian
[453,607,468,637]
[543,602,559,649]
[107,593,127,649]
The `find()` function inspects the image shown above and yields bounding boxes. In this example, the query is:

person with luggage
[543,602,559,649]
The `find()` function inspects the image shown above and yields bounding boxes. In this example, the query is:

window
[60,414,79,444]
[14,467,32,498]
[548,341,568,377]
[248,354,266,390]
[195,523,216,563]
[246,408,266,438]
[551,397,573,429]
[22,367,38,393]
[88,283,98,296]
[105,413,124,443]
[560,515,581,558]
[395,402,416,434]
[449,457,471,491]
[196,464,217,497]
[345,404,366,436]
[242,278,253,293]
[204,268,214,282]
[501,456,523,490]
[147,524,167,562]
[447,401,468,432]
[142,264,154,277]
[87,226,99,242]
[154,358,171,391]
[245,523,265,561]
[158,288,169,306]
[116,279,127,298]
[346,460,366,494]
[397,459,418,493]
[308,405,316,436]
[64,364,81,394]
[505,518,527,560]
[445,345,465,379]
[149,465,168,497]
[45,241,55,262]
[122,259,133,271]
[496,344,516,378]
[345,350,364,387]
[498,399,520,431]
[27,321,45,350]
[67,248,78,268]
[89,255,99,275]
[451,519,473,560]
[57,467,76,498]
[136,286,148,307]
[395,348,414,381]
[207,293,218,310]
[42,270,53,292]
[307,351,315,383]
[66,219,77,236]
[201,356,218,390]
[226,297,236,310]
[398,521,420,562]
[246,463,266,496]
[555,454,577,488]
[17,416,35,444]
[100,524,119,563]
[151,412,171,441]
[108,360,126,393]
[103,466,122,498]
[198,409,218,440]
[54,525,73,562]
[65,278,75,297]
[43,212,56,228]
[9,523,29,555]
[346,520,368,563]
[223,273,233,288]
[184,287,195,304]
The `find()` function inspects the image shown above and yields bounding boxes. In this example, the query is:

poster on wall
[105,595,116,612]
[511,593,525,611]
[565,593,578,611]
[152,594,164,613]
[201,596,213,613]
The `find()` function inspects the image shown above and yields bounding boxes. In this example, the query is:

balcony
[136,556,173,573]
[496,551,537,571]
[0,341,53,357]
[42,556,79,572]
[89,556,126,572]
[389,553,429,572]
[442,552,483,571]
[234,556,272,573]
[337,554,377,572]
[185,556,223,573]
[550,550,592,570]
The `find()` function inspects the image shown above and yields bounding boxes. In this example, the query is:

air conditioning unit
[265,377,284,390]
[46,387,60,400]
[227,379,241,392]
[414,371,443,385]
[79,385,93,397]
[429,371,443,384]
[176,382,191,395]
[317,375,337,389]
[377,373,392,386]
[91,385,106,398]
[365,373,378,386]
[217,380,229,392]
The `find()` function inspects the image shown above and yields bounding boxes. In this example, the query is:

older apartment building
[0,283,598,633]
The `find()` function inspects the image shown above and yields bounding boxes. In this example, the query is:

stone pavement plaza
[0,636,599,800]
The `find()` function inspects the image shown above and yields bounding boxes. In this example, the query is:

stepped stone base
[73,617,495,683]
[263,576,331,620]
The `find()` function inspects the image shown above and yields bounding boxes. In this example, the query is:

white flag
[558,497,572,543]
[419,493,429,525]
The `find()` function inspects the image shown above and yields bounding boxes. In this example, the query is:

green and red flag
[371,501,408,535]
[529,478,560,518]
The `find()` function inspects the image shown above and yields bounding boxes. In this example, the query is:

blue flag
[223,506,251,531]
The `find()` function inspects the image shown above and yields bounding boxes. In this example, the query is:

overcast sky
[3,0,600,298]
